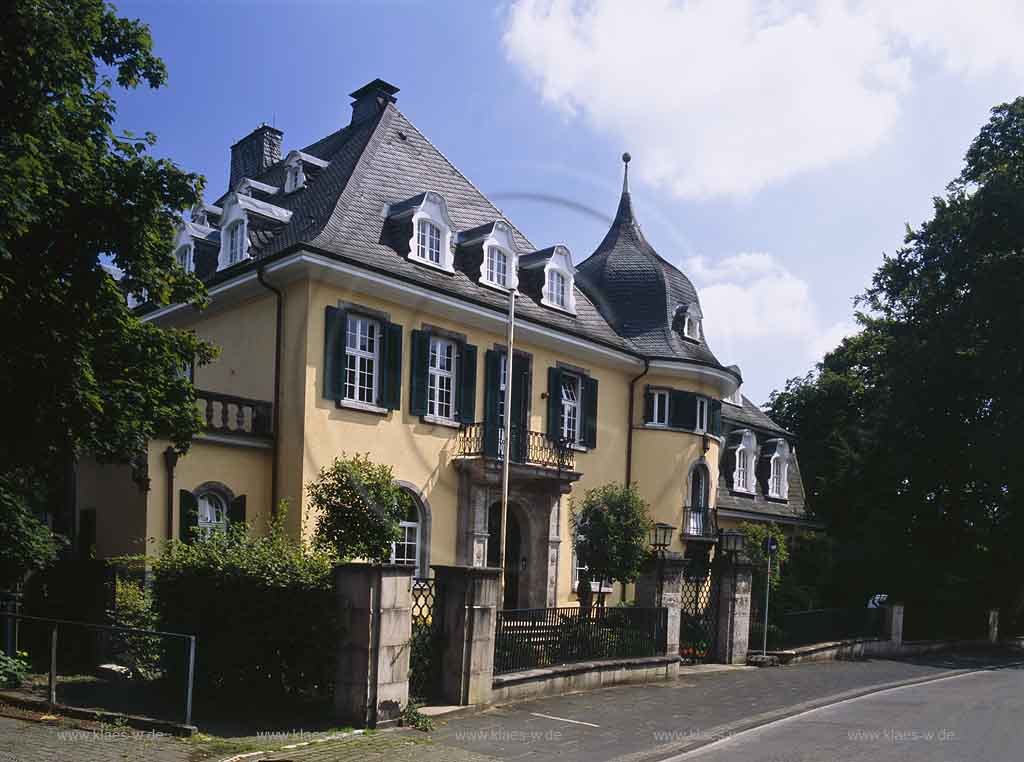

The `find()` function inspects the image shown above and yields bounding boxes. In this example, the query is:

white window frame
[427,336,457,421]
[484,245,509,289]
[416,219,442,265]
[547,270,567,309]
[197,492,228,537]
[695,396,709,433]
[227,219,247,265]
[724,386,743,406]
[539,246,577,314]
[733,430,757,494]
[391,511,420,575]
[344,315,380,406]
[560,372,582,444]
[650,389,669,426]
[768,439,791,499]
[401,192,455,273]
[175,243,194,273]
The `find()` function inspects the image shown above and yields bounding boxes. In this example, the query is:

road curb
[610,658,1024,762]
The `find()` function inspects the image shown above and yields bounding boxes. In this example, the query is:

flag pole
[498,288,517,609]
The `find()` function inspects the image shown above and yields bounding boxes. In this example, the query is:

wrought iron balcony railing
[457,422,575,471]
[681,506,718,540]
[196,390,273,439]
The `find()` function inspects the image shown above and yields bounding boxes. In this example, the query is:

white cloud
[684,252,856,395]
[503,0,1024,200]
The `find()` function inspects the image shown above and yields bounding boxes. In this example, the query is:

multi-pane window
[688,466,709,535]
[560,373,581,443]
[486,246,508,287]
[736,449,750,492]
[391,500,420,574]
[228,221,246,264]
[416,220,442,264]
[175,245,193,273]
[428,336,456,420]
[345,316,379,404]
[547,270,567,308]
[651,390,669,426]
[696,397,709,433]
[197,492,227,537]
[770,456,784,498]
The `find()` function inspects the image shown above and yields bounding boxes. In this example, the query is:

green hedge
[149,511,339,698]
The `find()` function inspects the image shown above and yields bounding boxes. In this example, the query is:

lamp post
[649,522,673,608]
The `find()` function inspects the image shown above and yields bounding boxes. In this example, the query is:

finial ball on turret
[622,152,631,164]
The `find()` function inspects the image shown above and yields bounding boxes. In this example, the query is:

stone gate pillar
[432,565,501,706]
[885,603,905,647]
[333,564,414,728]
[636,552,687,659]
[715,558,753,665]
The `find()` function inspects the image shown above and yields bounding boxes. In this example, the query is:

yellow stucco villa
[76,79,812,607]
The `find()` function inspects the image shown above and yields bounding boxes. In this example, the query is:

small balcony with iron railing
[456,422,577,481]
[681,505,718,541]
[195,390,274,443]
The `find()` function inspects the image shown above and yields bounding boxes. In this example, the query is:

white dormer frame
[541,245,577,314]
[724,385,743,407]
[466,221,519,292]
[683,303,703,340]
[399,192,456,273]
[172,225,194,273]
[234,177,280,197]
[767,439,791,500]
[733,429,757,494]
[284,153,306,193]
[217,195,250,270]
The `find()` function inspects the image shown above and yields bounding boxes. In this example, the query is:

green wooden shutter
[457,343,478,425]
[409,330,430,416]
[380,322,403,410]
[669,390,697,429]
[483,350,502,456]
[643,385,655,424]
[179,490,198,544]
[582,376,599,448]
[546,367,563,440]
[228,494,247,526]
[710,400,723,436]
[324,306,347,400]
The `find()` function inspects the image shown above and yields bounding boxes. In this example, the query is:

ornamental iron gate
[678,560,719,663]
[408,578,444,703]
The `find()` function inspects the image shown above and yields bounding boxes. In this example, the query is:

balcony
[681,506,718,541]
[455,422,579,488]
[196,390,273,442]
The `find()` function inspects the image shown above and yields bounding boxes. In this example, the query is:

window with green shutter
[546,366,564,441]
[710,400,723,436]
[456,343,477,424]
[409,329,430,416]
[669,390,697,429]
[323,306,346,400]
[582,376,598,448]
[380,322,403,410]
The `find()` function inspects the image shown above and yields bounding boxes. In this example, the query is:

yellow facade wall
[76,458,148,558]
[192,293,276,401]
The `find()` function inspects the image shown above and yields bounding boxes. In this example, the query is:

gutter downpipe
[625,358,650,486]
[257,266,283,516]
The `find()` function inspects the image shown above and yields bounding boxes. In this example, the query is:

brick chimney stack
[229,124,283,191]
[349,79,400,126]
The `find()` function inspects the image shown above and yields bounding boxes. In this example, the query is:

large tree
[0,1,214,545]
[768,98,1024,627]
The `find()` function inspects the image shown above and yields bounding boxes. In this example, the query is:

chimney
[229,124,283,190]
[349,79,400,126]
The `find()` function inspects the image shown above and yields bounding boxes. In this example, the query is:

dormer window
[227,220,247,265]
[685,314,700,339]
[485,246,509,288]
[765,439,791,499]
[724,386,743,406]
[284,160,306,193]
[417,220,442,265]
[731,429,757,494]
[547,270,567,309]
[175,244,194,273]
[673,303,703,341]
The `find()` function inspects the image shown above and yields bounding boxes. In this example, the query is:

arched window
[416,219,442,264]
[227,220,247,264]
[691,465,709,510]
[197,491,227,537]
[392,485,431,578]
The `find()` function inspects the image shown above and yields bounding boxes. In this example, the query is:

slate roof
[723,396,792,437]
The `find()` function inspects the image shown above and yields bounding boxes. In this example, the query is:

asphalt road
[669,661,1024,762]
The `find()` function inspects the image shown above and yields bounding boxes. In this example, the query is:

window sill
[479,278,514,294]
[766,495,789,504]
[336,398,389,416]
[422,415,461,429]
[408,255,455,275]
[729,488,756,498]
[540,297,576,316]
[569,443,589,453]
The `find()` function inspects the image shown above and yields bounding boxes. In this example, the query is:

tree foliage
[307,453,408,563]
[767,97,1024,624]
[571,483,652,598]
[0,475,65,589]
[0,0,215,500]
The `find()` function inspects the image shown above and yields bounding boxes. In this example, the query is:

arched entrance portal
[488,501,527,609]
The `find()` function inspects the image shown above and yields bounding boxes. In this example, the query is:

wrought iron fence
[457,422,575,471]
[777,607,885,649]
[408,579,443,703]
[493,606,666,675]
[196,390,273,438]
[679,565,719,663]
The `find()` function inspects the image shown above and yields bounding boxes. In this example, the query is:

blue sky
[113,0,1024,403]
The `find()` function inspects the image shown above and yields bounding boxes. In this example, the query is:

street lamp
[718,530,745,557]
[649,522,673,608]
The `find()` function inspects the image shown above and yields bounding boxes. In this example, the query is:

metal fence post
[185,635,196,726]
[48,624,58,707]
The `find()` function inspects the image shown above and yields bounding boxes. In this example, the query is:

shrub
[0,650,29,689]
[107,576,161,680]
[149,505,339,698]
